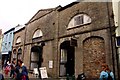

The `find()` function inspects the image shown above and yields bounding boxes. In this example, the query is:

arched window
[16,36,21,44]
[33,29,43,39]
[68,14,91,29]
[13,49,17,59]
[18,48,22,60]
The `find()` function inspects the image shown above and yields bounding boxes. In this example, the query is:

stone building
[12,2,118,79]
[12,25,25,61]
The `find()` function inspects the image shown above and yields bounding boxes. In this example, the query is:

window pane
[33,30,43,38]
[13,54,17,58]
[60,64,66,76]
[60,49,67,63]
[74,15,83,26]
[16,37,21,44]
[31,62,38,70]
[117,37,120,46]
[31,52,39,61]
[18,54,22,60]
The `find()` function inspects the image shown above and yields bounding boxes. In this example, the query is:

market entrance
[60,41,75,77]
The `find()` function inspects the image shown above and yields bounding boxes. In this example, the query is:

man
[10,59,16,78]
[15,60,29,80]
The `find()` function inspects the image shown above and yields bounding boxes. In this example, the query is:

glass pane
[31,62,38,70]
[117,37,120,46]
[60,64,66,76]
[18,54,22,60]
[60,49,67,63]
[31,52,39,61]
[74,15,83,26]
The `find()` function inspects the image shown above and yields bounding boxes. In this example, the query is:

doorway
[60,41,75,77]
[31,46,42,70]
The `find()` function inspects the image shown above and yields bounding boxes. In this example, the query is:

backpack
[107,72,113,80]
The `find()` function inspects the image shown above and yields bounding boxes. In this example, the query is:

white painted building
[112,0,120,79]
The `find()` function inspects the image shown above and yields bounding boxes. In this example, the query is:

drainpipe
[38,42,45,79]
[22,26,27,62]
[106,2,116,79]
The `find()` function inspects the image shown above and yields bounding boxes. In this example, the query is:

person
[106,65,114,80]
[99,63,108,80]
[15,60,29,80]
[10,59,16,78]
[0,73,4,80]
[4,61,11,76]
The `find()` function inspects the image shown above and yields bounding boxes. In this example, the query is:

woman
[99,64,108,80]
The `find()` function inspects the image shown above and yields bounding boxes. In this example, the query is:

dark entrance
[31,45,44,79]
[31,46,43,70]
[60,41,75,77]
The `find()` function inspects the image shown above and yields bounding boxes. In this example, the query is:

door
[60,41,75,77]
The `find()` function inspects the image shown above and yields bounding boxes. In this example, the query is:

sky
[0,0,76,33]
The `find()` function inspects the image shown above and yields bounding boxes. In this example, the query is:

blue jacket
[15,65,28,80]
[107,71,115,80]
[100,71,108,80]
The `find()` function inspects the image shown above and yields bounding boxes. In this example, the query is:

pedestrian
[4,61,11,76]
[10,59,16,78]
[15,60,29,80]
[106,65,114,80]
[0,73,4,80]
[99,63,108,80]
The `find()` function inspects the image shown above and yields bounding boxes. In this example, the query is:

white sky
[0,0,76,33]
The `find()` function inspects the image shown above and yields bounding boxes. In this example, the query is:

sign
[70,38,77,47]
[39,67,48,79]
[49,60,53,68]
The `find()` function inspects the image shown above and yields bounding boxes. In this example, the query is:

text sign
[39,67,48,79]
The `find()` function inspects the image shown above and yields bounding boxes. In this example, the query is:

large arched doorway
[60,41,75,77]
[83,37,105,79]
[31,46,43,70]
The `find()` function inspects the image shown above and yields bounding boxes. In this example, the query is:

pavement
[1,70,68,80]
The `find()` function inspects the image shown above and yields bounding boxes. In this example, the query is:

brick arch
[83,36,105,79]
